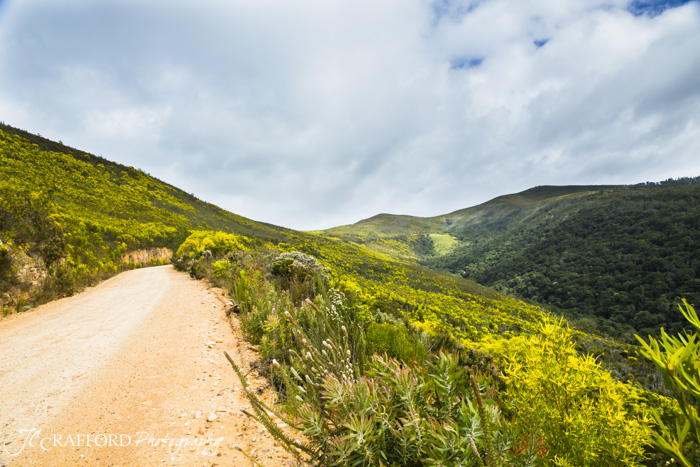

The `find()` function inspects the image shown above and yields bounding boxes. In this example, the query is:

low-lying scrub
[173,231,695,466]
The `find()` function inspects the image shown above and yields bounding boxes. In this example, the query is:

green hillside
[0,122,544,348]
[0,122,292,307]
[320,213,442,240]
[3,123,697,465]
[0,123,291,242]
[318,185,623,260]
[321,181,700,342]
[323,185,620,237]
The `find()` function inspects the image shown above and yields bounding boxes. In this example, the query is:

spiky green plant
[636,299,700,466]
[225,350,314,463]
[225,263,515,466]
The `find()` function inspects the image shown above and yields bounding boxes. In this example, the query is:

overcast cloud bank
[1,0,699,230]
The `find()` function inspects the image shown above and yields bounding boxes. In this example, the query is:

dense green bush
[364,322,428,363]
[175,230,251,258]
[0,187,71,306]
[271,251,330,305]
[0,241,14,286]
[173,230,254,282]
[0,188,67,266]
[212,259,231,278]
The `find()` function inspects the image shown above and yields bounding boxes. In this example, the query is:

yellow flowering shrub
[212,259,231,278]
[484,317,650,466]
[175,230,251,258]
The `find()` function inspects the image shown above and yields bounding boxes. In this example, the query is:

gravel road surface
[0,265,291,466]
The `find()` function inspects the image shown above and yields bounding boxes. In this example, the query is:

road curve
[0,266,291,466]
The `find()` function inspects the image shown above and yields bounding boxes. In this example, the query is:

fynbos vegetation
[322,182,700,343]
[4,123,698,465]
[175,232,697,466]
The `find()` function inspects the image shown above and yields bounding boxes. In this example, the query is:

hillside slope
[1,123,303,313]
[0,123,291,243]
[0,123,544,350]
[323,185,622,239]
[321,181,700,342]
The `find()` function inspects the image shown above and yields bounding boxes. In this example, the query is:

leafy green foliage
[410,233,436,257]
[427,182,700,342]
[484,317,650,466]
[637,300,700,466]
[0,186,70,305]
[365,322,428,363]
[0,242,10,285]
[0,188,66,266]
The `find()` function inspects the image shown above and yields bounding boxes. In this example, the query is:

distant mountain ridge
[325,184,626,239]
[320,178,700,342]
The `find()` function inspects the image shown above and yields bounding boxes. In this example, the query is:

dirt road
[0,266,292,466]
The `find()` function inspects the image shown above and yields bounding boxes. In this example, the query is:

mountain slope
[0,122,291,243]
[0,123,543,348]
[1,122,668,397]
[324,185,622,239]
[434,183,700,340]
[321,181,700,342]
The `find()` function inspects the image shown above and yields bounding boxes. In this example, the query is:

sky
[0,0,699,230]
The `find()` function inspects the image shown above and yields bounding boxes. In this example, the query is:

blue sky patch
[432,0,480,22]
[628,0,696,17]
[450,57,483,70]
[534,39,549,48]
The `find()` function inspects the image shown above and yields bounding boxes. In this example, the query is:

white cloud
[0,0,699,230]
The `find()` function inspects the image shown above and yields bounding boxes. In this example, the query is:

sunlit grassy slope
[0,123,291,243]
